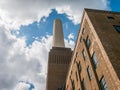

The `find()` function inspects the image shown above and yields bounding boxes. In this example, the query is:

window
[76,72,78,81]
[71,80,75,90]
[77,61,81,73]
[100,76,108,90]
[58,87,62,90]
[74,52,78,63]
[76,52,78,57]
[71,71,73,75]
[113,25,120,33]
[74,58,76,63]
[86,36,91,49]
[58,85,63,90]
[92,52,99,68]
[81,79,86,90]
[82,28,85,34]
[87,66,92,80]
[82,50,86,60]
[107,16,114,20]
[80,36,82,42]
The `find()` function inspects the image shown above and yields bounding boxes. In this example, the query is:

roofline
[84,8,120,14]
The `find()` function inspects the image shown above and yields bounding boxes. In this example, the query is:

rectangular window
[71,80,75,90]
[58,85,64,90]
[113,25,120,33]
[76,52,78,57]
[74,58,76,63]
[58,87,62,90]
[87,66,92,80]
[71,71,72,75]
[76,72,78,81]
[81,79,86,90]
[77,61,81,73]
[80,36,82,42]
[86,36,91,49]
[92,52,99,68]
[100,76,108,90]
[82,49,86,60]
[107,16,114,20]
[82,28,85,34]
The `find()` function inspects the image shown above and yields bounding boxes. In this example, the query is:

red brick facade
[66,9,120,90]
[46,47,72,90]
[46,9,120,90]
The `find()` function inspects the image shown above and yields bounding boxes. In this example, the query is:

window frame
[100,76,108,90]
[81,79,86,90]
[82,28,85,34]
[80,36,82,42]
[87,66,92,80]
[86,36,91,49]
[107,16,115,20]
[91,52,99,68]
[113,25,120,33]
[76,71,78,81]
[82,49,86,60]
[77,61,81,73]
[71,80,75,90]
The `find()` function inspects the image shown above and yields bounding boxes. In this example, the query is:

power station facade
[46,9,120,90]
[46,19,72,90]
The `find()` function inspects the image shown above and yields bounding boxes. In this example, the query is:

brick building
[66,9,120,90]
[46,19,72,90]
[46,9,120,90]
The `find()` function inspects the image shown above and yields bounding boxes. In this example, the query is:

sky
[0,0,120,90]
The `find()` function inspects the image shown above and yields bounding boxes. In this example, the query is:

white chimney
[52,19,65,47]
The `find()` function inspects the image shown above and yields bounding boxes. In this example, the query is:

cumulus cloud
[0,25,48,90]
[65,39,75,50]
[0,0,109,29]
[14,82,30,90]
[68,33,74,40]
[0,25,75,90]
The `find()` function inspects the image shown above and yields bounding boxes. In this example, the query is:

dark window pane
[86,37,91,49]
[82,50,86,60]
[77,61,81,73]
[107,16,114,20]
[80,36,82,42]
[81,79,86,90]
[76,72,78,81]
[76,52,78,57]
[113,25,120,33]
[58,85,63,90]
[87,66,92,80]
[92,52,99,68]
[100,76,108,90]
[82,28,85,34]
[71,80,75,90]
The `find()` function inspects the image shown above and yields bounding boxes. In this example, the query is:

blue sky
[11,0,120,47]
[109,0,120,11]
[11,9,79,46]
[0,0,120,90]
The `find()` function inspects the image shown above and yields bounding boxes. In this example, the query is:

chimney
[52,19,65,47]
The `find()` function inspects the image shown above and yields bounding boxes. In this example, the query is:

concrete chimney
[52,19,65,47]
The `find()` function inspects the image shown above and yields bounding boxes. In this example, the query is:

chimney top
[52,19,65,47]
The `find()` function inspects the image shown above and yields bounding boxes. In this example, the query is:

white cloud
[65,39,75,50]
[0,25,48,90]
[14,82,30,90]
[68,33,74,40]
[0,0,109,29]
[0,25,75,90]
